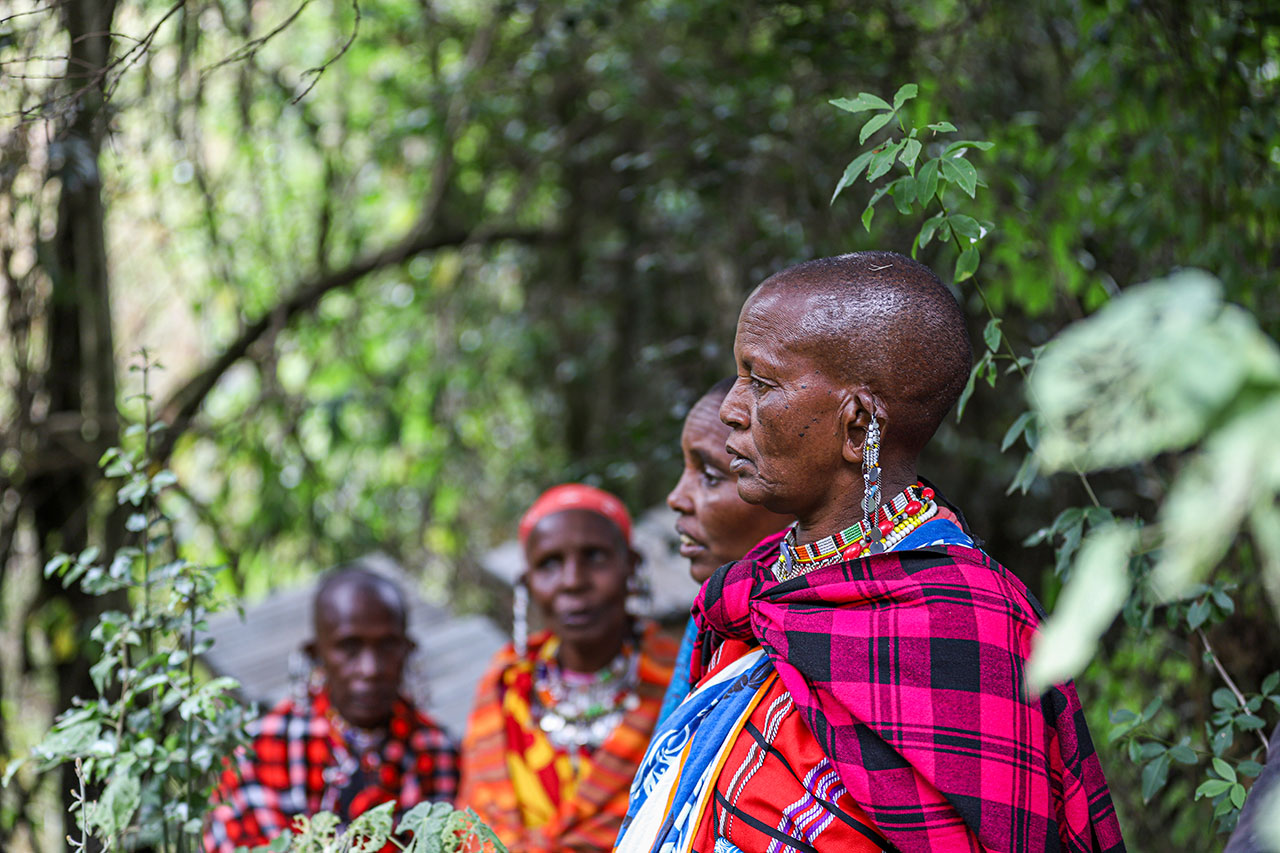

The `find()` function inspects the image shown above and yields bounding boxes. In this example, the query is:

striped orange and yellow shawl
[457,624,676,853]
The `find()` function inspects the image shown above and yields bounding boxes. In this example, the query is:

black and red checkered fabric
[203,689,457,852]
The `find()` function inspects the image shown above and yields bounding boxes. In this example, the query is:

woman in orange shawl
[457,484,676,852]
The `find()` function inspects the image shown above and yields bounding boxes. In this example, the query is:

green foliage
[245,801,508,853]
[831,85,1280,839]
[4,2,1279,850]
[1032,273,1280,473]
[7,354,251,851]
[1030,276,1280,646]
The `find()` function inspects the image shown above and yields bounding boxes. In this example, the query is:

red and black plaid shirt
[203,689,458,852]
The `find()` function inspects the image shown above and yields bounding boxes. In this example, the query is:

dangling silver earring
[627,567,652,619]
[862,413,882,527]
[306,659,326,701]
[513,581,529,657]
[288,649,310,704]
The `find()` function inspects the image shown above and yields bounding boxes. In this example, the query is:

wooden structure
[202,553,508,739]
[202,507,700,739]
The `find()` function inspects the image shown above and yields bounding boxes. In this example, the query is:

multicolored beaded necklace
[532,637,641,763]
[773,483,937,581]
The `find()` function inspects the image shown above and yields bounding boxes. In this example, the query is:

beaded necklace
[773,483,937,581]
[532,637,641,763]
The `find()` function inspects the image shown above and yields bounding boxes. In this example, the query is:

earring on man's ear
[861,413,882,528]
[513,581,529,657]
[288,649,311,704]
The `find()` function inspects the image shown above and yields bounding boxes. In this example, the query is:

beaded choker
[774,483,937,581]
[533,640,640,761]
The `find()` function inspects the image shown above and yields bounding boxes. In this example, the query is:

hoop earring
[513,582,529,657]
[861,414,882,527]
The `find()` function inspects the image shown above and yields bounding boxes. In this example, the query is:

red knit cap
[517,483,633,546]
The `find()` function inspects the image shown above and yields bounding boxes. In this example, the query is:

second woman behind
[457,484,676,853]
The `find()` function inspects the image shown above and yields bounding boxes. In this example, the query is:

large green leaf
[1150,396,1280,599]
[1032,271,1280,472]
[1027,522,1136,690]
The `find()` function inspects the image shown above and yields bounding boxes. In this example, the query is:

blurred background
[1,0,1277,849]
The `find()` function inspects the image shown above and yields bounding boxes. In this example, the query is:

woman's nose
[667,471,694,514]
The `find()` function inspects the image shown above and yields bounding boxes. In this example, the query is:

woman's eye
[535,557,561,573]
[702,468,724,487]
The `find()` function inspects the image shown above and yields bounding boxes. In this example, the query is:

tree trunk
[23,1,122,846]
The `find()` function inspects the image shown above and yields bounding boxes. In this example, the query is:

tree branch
[154,224,560,461]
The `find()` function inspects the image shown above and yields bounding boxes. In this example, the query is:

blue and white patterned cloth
[614,647,771,853]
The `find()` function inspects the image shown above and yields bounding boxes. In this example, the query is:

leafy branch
[829,84,1280,833]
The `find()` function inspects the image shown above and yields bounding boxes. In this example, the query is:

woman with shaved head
[658,377,791,724]
[617,252,1123,853]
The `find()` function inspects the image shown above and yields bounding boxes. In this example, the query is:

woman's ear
[628,548,642,575]
[840,388,882,465]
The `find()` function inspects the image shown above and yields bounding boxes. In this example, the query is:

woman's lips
[676,522,706,558]
[678,532,705,558]
[726,443,753,474]
[558,609,597,628]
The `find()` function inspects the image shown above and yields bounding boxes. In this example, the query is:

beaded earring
[513,581,529,657]
[861,413,882,527]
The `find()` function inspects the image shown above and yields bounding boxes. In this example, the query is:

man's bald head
[312,566,408,635]
[754,251,971,457]
[307,566,412,728]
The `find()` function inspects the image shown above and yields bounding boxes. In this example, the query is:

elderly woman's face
[523,509,634,655]
[719,288,850,519]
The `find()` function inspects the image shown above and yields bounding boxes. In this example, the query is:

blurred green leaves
[1033,271,1280,472]
[1029,272,1280,690]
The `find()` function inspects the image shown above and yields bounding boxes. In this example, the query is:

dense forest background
[1,0,1278,850]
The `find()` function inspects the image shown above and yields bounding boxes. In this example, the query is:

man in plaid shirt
[204,567,458,853]
[616,252,1123,853]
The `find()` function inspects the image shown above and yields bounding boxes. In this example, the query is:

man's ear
[303,640,317,661]
[840,388,883,465]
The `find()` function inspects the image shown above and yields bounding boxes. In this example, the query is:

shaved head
[686,377,736,433]
[757,251,971,456]
[313,566,408,634]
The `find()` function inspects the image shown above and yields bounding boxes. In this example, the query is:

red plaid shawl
[691,543,1124,853]
[203,690,458,853]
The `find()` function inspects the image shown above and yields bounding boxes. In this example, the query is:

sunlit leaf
[943,139,995,155]
[916,157,940,204]
[867,140,904,182]
[830,92,893,113]
[831,149,876,204]
[954,245,979,283]
[940,154,978,197]
[1028,522,1137,690]
[1150,396,1280,599]
[891,82,918,110]
[859,111,894,145]
[1031,271,1280,473]
[899,138,922,172]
